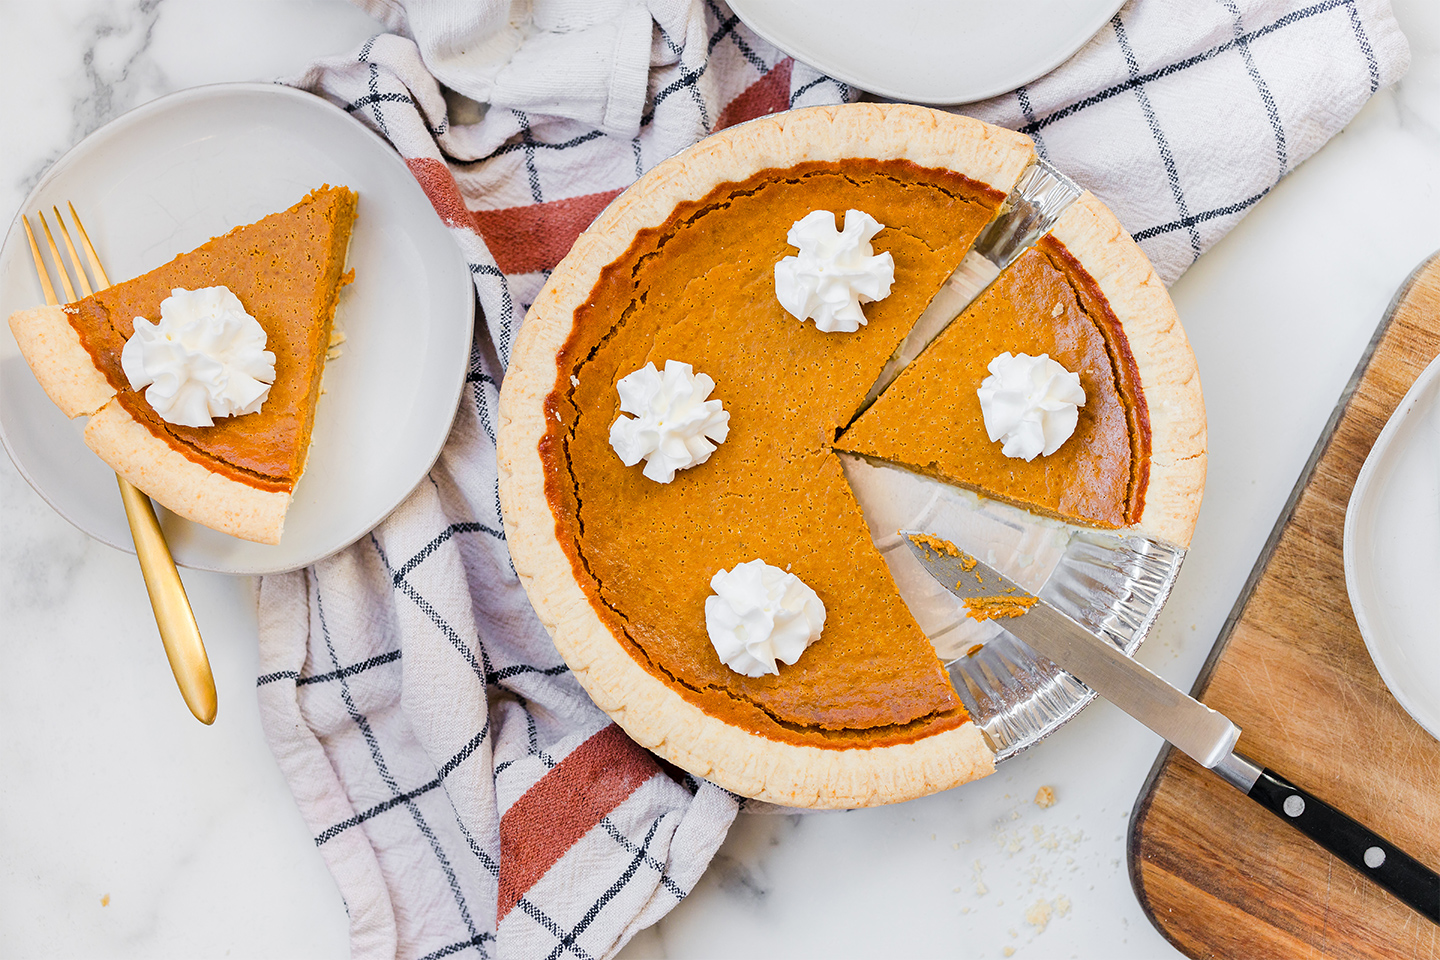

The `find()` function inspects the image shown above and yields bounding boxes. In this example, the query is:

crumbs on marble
[1034,785,1056,808]
[1025,899,1053,933]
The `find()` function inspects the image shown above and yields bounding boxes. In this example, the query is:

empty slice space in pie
[8,186,358,544]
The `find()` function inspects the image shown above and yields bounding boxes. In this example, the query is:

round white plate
[1344,352,1440,742]
[0,83,475,575]
[728,0,1125,105]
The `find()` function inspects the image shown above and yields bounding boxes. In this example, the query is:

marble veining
[2,1,1439,958]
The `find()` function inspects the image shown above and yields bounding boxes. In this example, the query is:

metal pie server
[902,532,1440,924]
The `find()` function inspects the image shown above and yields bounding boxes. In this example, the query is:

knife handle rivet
[1283,795,1305,817]
[1364,846,1386,868]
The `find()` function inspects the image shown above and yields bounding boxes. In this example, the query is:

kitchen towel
[255,1,1409,959]
[960,0,1410,283]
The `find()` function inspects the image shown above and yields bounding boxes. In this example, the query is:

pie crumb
[907,531,960,557]
[1025,898,1053,932]
[101,894,110,907]
[1034,785,1056,808]
[1051,301,1064,317]
[966,643,985,657]
[964,594,1038,621]
[1003,949,1016,958]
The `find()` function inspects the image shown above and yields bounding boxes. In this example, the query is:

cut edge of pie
[498,104,1035,807]
[8,185,358,544]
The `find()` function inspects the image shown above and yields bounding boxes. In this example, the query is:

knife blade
[903,532,1239,768]
[902,530,1440,924]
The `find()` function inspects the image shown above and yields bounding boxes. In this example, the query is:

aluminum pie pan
[845,158,1187,763]
[843,457,1185,763]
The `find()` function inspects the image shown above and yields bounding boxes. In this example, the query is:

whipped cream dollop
[774,209,895,333]
[120,286,276,428]
[977,352,1086,461]
[705,559,826,678]
[608,360,730,483]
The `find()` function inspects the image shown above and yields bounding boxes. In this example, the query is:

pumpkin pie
[9,185,358,544]
[837,192,1205,544]
[497,105,1204,807]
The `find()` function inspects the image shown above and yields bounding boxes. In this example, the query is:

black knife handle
[1247,767,1439,923]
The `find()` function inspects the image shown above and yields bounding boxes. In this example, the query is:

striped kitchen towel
[959,0,1410,283]
[255,1,1408,959]
[258,3,850,960]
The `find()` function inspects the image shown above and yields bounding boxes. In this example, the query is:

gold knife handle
[116,476,217,724]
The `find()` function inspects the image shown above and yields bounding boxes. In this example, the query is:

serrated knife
[902,532,1439,924]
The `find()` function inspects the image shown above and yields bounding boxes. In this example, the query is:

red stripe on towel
[716,57,793,131]
[470,190,622,275]
[496,723,659,922]
[405,157,473,229]
[406,156,620,274]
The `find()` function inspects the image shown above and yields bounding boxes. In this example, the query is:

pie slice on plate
[497,105,1205,807]
[9,185,358,544]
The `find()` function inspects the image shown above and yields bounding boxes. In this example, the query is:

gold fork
[25,205,217,724]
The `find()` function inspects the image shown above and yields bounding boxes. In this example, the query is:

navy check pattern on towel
[254,1,1407,958]
[963,0,1408,282]
[258,3,849,959]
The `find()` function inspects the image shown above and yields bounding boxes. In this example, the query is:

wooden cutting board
[1129,252,1440,958]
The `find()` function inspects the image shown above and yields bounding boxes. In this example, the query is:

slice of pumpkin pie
[9,185,358,544]
[837,192,1205,546]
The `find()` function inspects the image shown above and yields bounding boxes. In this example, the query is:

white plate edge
[727,0,1126,105]
[1342,350,1440,741]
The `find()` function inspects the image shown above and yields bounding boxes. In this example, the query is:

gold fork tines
[69,202,112,289]
[34,211,78,302]
[21,217,58,306]
[51,206,94,298]
[26,204,217,725]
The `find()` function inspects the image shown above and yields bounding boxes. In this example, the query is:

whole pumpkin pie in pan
[498,105,1204,807]
[9,186,357,545]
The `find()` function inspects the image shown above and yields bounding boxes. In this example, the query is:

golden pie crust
[499,105,1204,807]
[9,186,357,544]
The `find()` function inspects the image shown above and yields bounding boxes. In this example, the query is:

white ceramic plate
[0,83,475,575]
[728,0,1125,105]
[1344,352,1440,741]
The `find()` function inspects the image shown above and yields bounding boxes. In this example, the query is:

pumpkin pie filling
[837,234,1152,527]
[61,186,358,492]
[543,159,1010,748]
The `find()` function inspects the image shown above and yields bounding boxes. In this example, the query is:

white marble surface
[1,2,1437,957]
